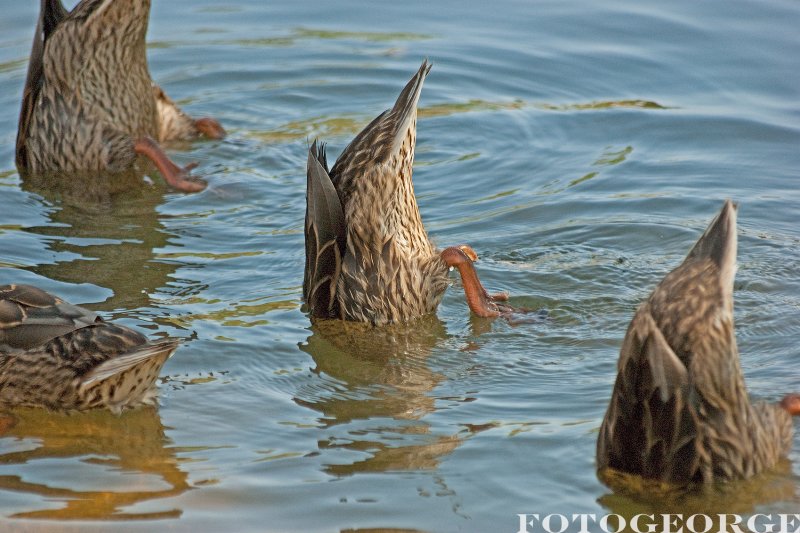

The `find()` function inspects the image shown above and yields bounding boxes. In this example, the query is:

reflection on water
[1,0,799,528]
[298,317,471,476]
[0,407,190,520]
[597,465,800,526]
[298,317,447,422]
[0,172,195,521]
[19,171,180,313]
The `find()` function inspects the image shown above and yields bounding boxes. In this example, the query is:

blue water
[0,0,799,531]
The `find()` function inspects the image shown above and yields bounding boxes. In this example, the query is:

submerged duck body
[16,0,225,192]
[0,284,178,413]
[304,61,507,325]
[597,201,798,483]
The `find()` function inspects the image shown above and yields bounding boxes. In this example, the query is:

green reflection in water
[597,465,799,528]
[252,98,666,145]
[538,99,668,111]
[293,27,432,42]
[19,170,184,313]
[297,317,483,478]
[420,99,526,118]
[0,59,26,74]
[163,298,296,328]
[250,116,364,143]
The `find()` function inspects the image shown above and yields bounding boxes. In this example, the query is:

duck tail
[16,0,69,170]
[77,338,179,412]
[389,59,431,154]
[79,339,179,389]
[304,141,346,317]
[685,199,738,296]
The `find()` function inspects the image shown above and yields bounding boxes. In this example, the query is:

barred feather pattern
[0,284,177,413]
[17,0,204,173]
[305,61,449,325]
[335,151,449,324]
[597,201,793,483]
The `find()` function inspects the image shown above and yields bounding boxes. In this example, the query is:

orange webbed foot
[134,137,207,192]
[780,393,800,416]
[488,291,510,302]
[194,118,226,140]
[441,245,539,323]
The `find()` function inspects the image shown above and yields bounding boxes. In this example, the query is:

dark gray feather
[0,284,98,351]
[304,142,346,318]
[16,0,69,170]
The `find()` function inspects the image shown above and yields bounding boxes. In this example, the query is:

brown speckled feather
[0,284,178,413]
[597,201,793,483]
[16,0,211,174]
[153,84,206,142]
[303,60,449,325]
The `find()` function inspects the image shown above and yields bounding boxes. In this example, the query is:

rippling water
[1,0,799,531]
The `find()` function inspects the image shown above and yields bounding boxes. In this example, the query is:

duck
[597,200,800,483]
[303,60,511,325]
[16,0,226,193]
[0,284,179,413]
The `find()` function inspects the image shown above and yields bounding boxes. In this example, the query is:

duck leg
[194,117,226,139]
[441,245,519,318]
[780,394,800,415]
[153,85,226,141]
[134,137,206,192]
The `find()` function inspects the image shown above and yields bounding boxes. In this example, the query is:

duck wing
[16,0,69,170]
[597,305,698,481]
[0,284,99,352]
[304,142,346,318]
[79,338,179,388]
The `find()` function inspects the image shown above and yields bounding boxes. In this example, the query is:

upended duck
[16,0,225,193]
[303,60,512,325]
[0,284,178,413]
[597,200,800,483]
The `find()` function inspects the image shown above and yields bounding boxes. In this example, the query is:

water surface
[0,0,799,531]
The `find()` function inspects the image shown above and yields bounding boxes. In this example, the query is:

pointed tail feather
[304,141,346,317]
[78,339,179,389]
[329,59,432,184]
[685,199,738,294]
[16,1,69,169]
[388,59,431,154]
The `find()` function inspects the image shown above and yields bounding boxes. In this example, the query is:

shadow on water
[18,169,182,313]
[0,406,191,520]
[296,317,479,477]
[597,466,800,528]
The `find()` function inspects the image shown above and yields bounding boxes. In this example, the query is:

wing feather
[0,284,98,350]
[303,142,346,318]
[79,339,179,388]
[16,0,69,169]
